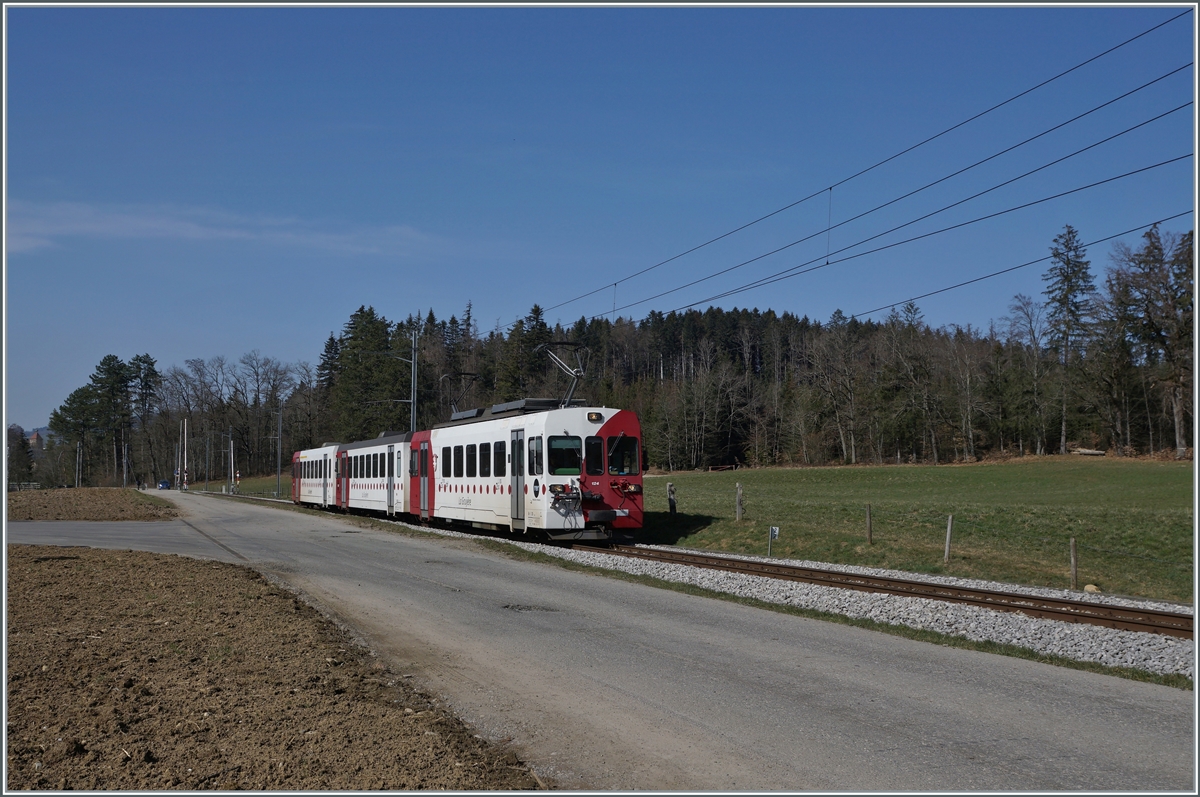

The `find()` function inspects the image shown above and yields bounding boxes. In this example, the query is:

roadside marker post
[768,526,779,557]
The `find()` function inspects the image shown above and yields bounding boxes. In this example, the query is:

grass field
[642,457,1194,604]
[193,474,290,497]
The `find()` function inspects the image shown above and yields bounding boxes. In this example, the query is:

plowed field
[5,489,540,790]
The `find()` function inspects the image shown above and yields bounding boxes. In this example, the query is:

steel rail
[571,544,1193,639]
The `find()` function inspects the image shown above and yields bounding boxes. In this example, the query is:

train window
[585,437,604,475]
[388,452,394,478]
[528,436,543,476]
[494,441,506,478]
[466,444,477,478]
[607,436,640,475]
[548,437,582,475]
[453,446,464,478]
[409,451,418,477]
[442,447,451,478]
[479,443,491,477]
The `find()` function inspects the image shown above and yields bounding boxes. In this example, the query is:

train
[291,397,644,542]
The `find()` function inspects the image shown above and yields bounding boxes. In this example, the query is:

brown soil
[6,491,541,790]
[6,488,180,522]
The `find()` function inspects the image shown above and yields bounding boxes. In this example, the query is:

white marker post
[768,526,779,557]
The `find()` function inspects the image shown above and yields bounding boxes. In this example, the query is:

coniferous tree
[1043,225,1096,454]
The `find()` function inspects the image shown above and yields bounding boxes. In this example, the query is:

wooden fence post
[1070,537,1078,590]
[943,515,954,563]
[736,482,743,521]
[866,504,873,545]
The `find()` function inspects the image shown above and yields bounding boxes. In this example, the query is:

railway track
[570,544,1193,639]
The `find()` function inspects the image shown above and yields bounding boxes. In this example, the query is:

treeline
[33,225,1191,487]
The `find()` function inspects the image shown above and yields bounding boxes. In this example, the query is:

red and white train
[291,398,644,541]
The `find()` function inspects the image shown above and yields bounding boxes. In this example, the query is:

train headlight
[587,412,603,423]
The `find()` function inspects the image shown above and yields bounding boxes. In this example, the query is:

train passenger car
[340,431,412,516]
[291,443,341,508]
[292,398,644,542]
[427,398,643,541]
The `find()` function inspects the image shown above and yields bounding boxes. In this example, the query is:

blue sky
[4,5,1195,430]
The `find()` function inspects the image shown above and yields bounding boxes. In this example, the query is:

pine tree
[1043,225,1095,454]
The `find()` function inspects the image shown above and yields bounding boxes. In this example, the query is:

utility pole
[276,395,283,498]
[364,329,419,432]
[410,329,418,431]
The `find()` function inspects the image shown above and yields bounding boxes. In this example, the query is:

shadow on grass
[630,511,715,545]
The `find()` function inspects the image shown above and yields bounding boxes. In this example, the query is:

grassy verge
[642,457,1194,603]
[131,489,177,511]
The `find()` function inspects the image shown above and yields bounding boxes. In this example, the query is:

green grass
[193,473,291,497]
[643,457,1194,603]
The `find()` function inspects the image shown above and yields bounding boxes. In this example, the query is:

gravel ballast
[396,522,1194,679]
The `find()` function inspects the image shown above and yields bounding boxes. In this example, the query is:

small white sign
[770,526,779,539]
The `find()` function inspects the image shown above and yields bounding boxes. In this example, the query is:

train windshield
[548,436,582,475]
[607,436,640,475]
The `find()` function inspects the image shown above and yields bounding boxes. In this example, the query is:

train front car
[542,405,644,540]
[429,400,644,542]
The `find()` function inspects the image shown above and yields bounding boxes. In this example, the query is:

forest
[17,225,1191,489]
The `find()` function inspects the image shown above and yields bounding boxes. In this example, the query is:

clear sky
[4,4,1196,430]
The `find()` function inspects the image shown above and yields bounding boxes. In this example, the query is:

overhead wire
[852,211,1194,320]
[655,154,1193,316]
[587,103,1192,319]
[532,8,1193,322]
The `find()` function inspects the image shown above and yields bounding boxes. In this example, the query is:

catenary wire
[653,154,1192,316]
[852,211,1193,319]
[534,8,1193,321]
[591,111,1192,320]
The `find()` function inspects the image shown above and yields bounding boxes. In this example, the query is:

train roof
[433,397,590,429]
[340,430,414,451]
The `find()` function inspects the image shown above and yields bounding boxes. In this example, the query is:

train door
[419,441,431,519]
[510,429,525,531]
[339,451,349,509]
[321,453,329,508]
[386,444,395,515]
